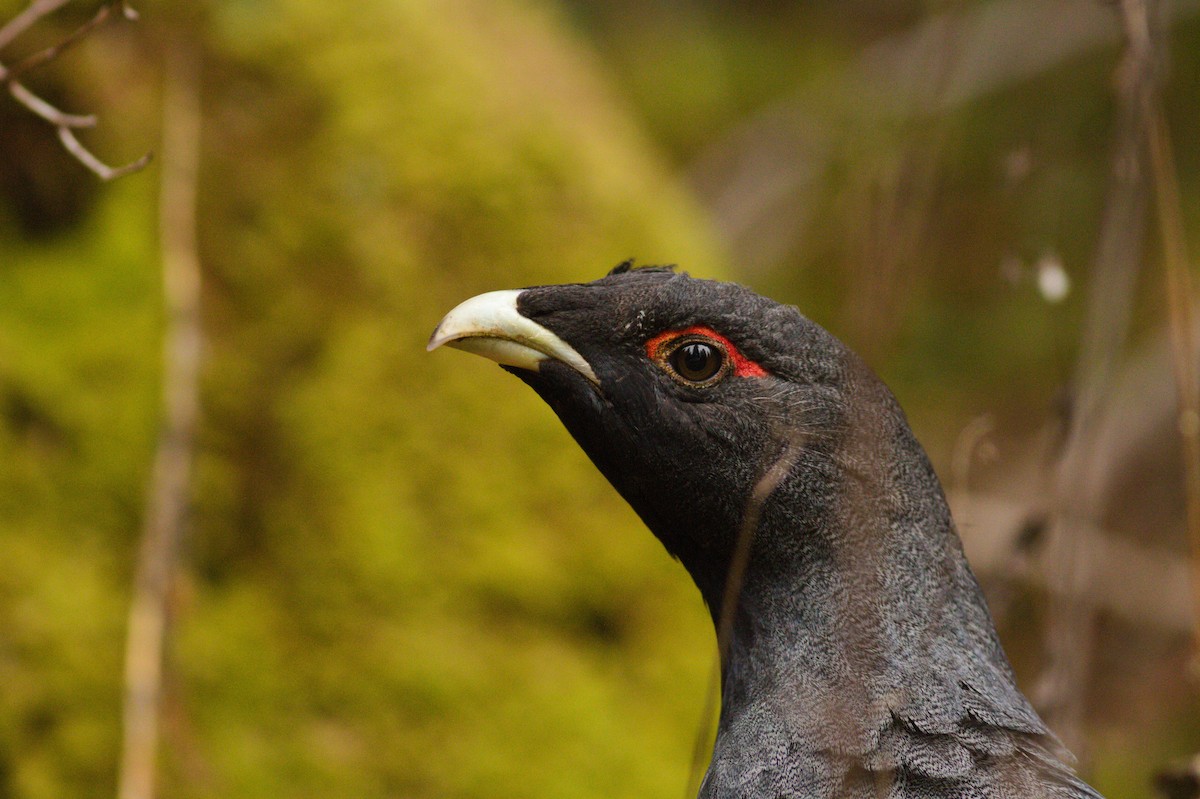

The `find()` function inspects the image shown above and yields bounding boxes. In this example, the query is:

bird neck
[708,421,1024,763]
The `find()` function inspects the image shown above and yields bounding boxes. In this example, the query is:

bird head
[429,265,917,616]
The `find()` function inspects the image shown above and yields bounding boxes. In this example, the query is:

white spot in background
[1036,254,1070,303]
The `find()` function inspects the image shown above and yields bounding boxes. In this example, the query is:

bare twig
[117,42,202,799]
[59,125,151,180]
[2,0,136,82]
[0,1,151,181]
[0,0,72,52]
[5,76,94,125]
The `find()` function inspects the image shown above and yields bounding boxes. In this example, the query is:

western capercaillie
[429,264,1102,799]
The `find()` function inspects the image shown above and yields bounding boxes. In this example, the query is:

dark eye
[670,341,724,384]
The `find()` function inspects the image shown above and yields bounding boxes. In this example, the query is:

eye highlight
[670,340,724,383]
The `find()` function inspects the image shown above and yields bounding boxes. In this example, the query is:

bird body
[429,265,1103,799]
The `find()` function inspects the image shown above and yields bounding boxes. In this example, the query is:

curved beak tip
[425,326,450,352]
[426,289,599,385]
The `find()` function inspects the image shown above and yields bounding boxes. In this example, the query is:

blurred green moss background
[1,1,1198,797]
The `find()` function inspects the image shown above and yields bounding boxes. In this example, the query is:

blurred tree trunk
[118,42,202,799]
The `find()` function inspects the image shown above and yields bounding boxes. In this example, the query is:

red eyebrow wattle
[645,325,769,378]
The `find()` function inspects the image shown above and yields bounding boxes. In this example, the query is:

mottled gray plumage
[431,266,1104,799]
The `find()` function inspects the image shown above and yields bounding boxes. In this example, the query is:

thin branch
[59,125,151,180]
[0,1,151,181]
[3,0,134,82]
[5,73,152,179]
[0,0,72,53]
[6,76,95,125]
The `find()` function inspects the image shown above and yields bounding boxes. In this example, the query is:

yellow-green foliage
[1,1,723,797]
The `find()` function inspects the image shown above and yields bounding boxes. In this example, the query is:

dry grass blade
[684,432,806,798]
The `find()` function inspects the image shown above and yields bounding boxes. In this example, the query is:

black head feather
[605,258,676,277]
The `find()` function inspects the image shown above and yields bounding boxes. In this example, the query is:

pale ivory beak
[427,289,599,385]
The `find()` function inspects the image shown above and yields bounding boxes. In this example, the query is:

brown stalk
[116,42,203,799]
[1142,73,1200,669]
[1034,0,1160,762]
